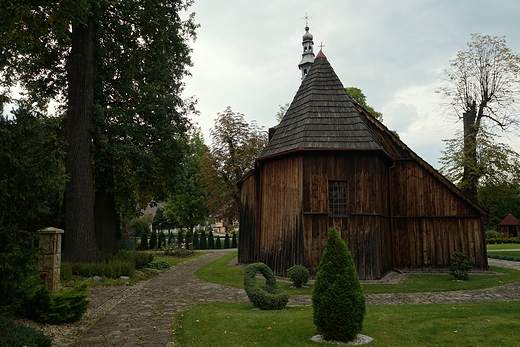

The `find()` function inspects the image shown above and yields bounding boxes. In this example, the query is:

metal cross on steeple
[318,42,325,50]
[302,13,312,26]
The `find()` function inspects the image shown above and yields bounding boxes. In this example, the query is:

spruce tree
[158,231,166,249]
[215,236,222,249]
[231,233,237,248]
[193,231,199,249]
[312,228,365,342]
[177,230,183,244]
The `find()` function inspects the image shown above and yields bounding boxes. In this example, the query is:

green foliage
[243,263,289,310]
[158,231,166,249]
[0,107,66,231]
[146,261,170,270]
[193,231,200,249]
[208,231,215,249]
[140,230,149,250]
[231,233,237,248]
[312,228,365,342]
[177,230,184,244]
[127,214,153,237]
[480,184,520,230]
[108,250,155,269]
[488,254,520,262]
[215,236,222,249]
[0,316,52,347]
[164,240,194,257]
[204,107,268,220]
[287,265,310,288]
[23,284,89,324]
[224,233,231,249]
[199,230,207,249]
[0,226,40,316]
[150,230,158,249]
[450,252,475,281]
[486,229,504,239]
[345,87,383,120]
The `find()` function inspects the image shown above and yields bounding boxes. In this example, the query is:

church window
[329,181,348,216]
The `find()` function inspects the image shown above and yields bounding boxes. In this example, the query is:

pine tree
[312,228,365,342]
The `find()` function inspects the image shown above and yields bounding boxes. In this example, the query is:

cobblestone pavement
[54,253,520,346]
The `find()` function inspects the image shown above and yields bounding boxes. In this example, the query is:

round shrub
[312,228,365,342]
[244,262,289,310]
[287,265,310,287]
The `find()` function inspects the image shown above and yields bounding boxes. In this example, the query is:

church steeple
[298,22,315,80]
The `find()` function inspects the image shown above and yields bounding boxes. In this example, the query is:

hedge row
[486,238,520,244]
[488,254,520,262]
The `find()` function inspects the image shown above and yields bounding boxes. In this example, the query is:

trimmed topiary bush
[450,252,474,281]
[0,316,52,347]
[224,233,230,248]
[287,265,310,288]
[23,283,89,324]
[208,231,215,249]
[140,230,148,250]
[215,235,222,249]
[231,233,237,248]
[149,230,158,249]
[244,262,289,310]
[312,228,365,342]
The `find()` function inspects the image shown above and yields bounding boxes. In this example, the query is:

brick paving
[53,252,520,346]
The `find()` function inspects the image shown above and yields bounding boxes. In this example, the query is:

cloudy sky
[181,0,520,169]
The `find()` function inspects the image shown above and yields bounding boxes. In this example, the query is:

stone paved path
[54,252,520,346]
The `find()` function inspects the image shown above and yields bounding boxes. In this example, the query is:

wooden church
[238,26,488,280]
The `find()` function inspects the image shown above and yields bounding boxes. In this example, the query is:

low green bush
[450,252,474,281]
[488,254,520,262]
[0,316,52,347]
[147,260,170,270]
[487,237,520,244]
[485,229,503,239]
[23,283,89,324]
[287,265,310,288]
[243,262,289,310]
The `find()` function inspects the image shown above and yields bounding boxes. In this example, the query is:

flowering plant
[163,240,194,257]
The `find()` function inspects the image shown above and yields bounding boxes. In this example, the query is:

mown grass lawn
[172,301,520,346]
[487,250,520,258]
[195,251,520,294]
[487,243,520,250]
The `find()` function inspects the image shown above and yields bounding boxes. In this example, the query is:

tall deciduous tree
[204,106,267,221]
[164,131,208,233]
[0,1,197,261]
[345,87,382,120]
[438,33,520,201]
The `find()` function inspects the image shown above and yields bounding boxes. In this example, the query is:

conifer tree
[215,236,222,249]
[199,230,207,249]
[193,231,199,249]
[224,233,231,249]
[231,233,237,248]
[140,231,149,250]
[208,231,215,249]
[312,228,365,342]
[177,230,184,244]
[149,230,158,250]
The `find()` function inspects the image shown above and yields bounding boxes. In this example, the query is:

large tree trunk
[461,105,479,202]
[63,19,97,262]
[95,179,120,254]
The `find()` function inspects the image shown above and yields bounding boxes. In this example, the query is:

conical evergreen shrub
[208,231,215,249]
[312,228,366,342]
[224,233,230,249]
[200,230,207,249]
[231,233,237,248]
[177,230,183,244]
[158,232,166,249]
[149,230,158,249]
[215,236,222,249]
[193,231,199,249]
[140,231,149,250]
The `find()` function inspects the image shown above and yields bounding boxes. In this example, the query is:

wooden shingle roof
[258,51,382,159]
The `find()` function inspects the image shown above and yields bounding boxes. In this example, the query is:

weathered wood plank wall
[238,171,257,263]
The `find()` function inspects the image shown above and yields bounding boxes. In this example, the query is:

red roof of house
[498,214,520,226]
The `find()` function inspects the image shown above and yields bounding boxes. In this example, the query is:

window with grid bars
[329,181,348,216]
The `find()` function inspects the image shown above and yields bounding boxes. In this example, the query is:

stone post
[38,227,64,292]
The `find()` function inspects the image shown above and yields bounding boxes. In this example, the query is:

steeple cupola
[298,25,315,79]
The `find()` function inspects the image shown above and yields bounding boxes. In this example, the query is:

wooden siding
[257,156,304,276]
[238,171,257,263]
[301,152,392,280]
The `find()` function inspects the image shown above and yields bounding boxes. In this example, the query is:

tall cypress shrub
[140,230,149,250]
[177,230,183,244]
[231,233,237,248]
[193,231,199,249]
[312,228,365,342]
[158,231,166,249]
[199,230,207,250]
[224,233,230,249]
[215,235,222,249]
[208,231,215,249]
[149,230,158,249]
